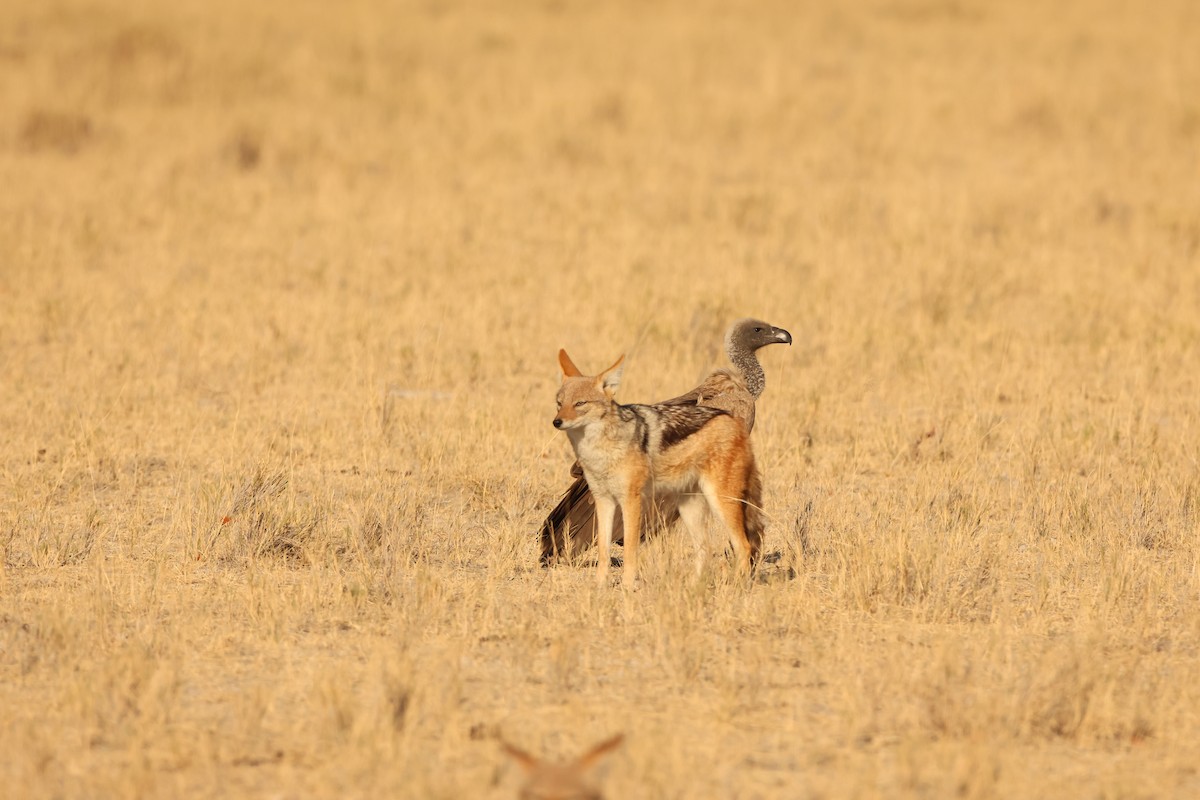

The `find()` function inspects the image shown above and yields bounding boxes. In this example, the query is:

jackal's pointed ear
[500,740,539,775]
[575,733,624,772]
[558,349,583,379]
[598,354,624,396]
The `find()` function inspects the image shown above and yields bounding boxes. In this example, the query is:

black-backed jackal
[541,318,790,565]
[552,350,764,586]
[502,734,623,800]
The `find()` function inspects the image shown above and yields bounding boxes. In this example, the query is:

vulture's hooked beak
[775,327,793,345]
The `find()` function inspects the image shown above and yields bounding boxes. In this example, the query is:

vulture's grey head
[727,318,792,354]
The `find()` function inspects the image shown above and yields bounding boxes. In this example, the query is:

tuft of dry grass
[2,0,1200,797]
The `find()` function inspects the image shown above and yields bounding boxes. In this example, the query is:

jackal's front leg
[592,494,616,587]
[620,488,642,589]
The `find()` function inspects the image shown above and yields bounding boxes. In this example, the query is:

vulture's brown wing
[659,369,755,432]
[539,475,599,565]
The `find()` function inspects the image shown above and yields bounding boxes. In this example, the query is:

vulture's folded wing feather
[539,475,597,565]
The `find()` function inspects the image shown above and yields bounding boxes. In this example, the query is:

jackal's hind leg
[700,480,752,576]
[676,492,710,578]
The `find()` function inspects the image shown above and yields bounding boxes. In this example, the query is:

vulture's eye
[754,327,762,332]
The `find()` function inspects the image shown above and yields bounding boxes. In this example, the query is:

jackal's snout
[553,417,563,429]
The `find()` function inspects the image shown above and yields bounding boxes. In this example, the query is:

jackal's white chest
[565,426,639,497]
[565,426,620,471]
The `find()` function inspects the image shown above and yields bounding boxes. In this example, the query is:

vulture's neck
[728,341,766,398]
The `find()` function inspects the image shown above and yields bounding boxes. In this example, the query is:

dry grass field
[2,0,1199,797]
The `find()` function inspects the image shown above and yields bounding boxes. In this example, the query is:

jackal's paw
[624,566,643,592]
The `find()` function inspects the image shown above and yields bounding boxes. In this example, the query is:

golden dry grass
[2,0,1199,797]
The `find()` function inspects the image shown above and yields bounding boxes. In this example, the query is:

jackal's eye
[574,400,588,408]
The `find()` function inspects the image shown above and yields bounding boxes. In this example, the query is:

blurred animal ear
[500,740,539,774]
[576,734,624,772]
[598,355,624,395]
[559,349,583,379]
